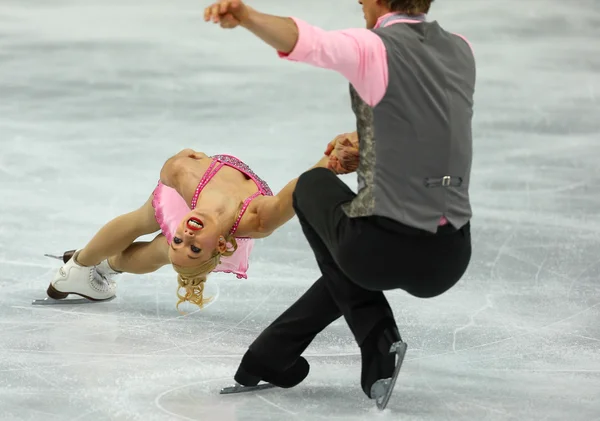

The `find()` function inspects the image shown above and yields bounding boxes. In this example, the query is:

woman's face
[168,209,225,268]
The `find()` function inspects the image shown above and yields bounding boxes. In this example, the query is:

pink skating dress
[152,154,273,279]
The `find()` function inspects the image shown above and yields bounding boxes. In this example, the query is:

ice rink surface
[1,1,599,420]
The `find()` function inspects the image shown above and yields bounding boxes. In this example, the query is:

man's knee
[297,167,333,194]
[293,168,333,211]
[406,277,460,299]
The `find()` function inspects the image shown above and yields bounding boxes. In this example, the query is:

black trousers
[247,168,471,373]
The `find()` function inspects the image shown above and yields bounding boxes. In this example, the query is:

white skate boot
[95,258,122,283]
[46,250,117,302]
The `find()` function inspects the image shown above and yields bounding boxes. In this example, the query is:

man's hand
[325,131,358,156]
[204,0,251,28]
[325,132,360,174]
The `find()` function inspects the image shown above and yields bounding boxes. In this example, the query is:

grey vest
[342,18,476,233]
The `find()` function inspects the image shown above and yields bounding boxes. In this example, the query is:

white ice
[1,1,599,420]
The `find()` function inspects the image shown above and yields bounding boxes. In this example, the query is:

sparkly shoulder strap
[191,158,225,209]
[229,191,262,235]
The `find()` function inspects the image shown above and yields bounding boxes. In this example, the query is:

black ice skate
[220,352,309,395]
[220,382,276,395]
[370,341,407,410]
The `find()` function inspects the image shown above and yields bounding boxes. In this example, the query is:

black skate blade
[44,250,76,263]
[371,341,408,411]
[31,296,116,306]
[220,382,276,395]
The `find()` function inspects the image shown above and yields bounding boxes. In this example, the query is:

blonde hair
[171,236,238,310]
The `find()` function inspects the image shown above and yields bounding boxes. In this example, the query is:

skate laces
[96,259,121,278]
[88,267,112,293]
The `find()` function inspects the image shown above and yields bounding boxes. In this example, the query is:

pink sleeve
[278,18,389,107]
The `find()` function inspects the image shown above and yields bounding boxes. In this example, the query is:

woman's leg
[48,194,162,301]
[107,234,170,274]
[77,194,161,266]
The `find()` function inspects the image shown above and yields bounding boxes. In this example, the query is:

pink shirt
[279,13,474,227]
[278,13,473,108]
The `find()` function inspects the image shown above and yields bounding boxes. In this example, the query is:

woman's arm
[242,155,332,237]
[159,149,207,189]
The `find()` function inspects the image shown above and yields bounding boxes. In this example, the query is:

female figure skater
[47,147,352,309]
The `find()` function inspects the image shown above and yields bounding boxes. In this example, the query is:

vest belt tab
[425,176,463,188]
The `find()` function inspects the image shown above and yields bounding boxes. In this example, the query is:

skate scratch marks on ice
[0,358,112,374]
[450,340,593,366]
[14,291,217,344]
[497,368,600,373]
[154,377,230,421]
[65,409,99,421]
[396,301,600,364]
[153,288,277,355]
[449,229,512,352]
[567,256,600,300]
[194,289,277,355]
[452,294,494,353]
[257,395,298,416]
[538,301,600,331]
[416,336,458,415]
[15,361,60,389]
[503,249,569,283]
[534,254,549,287]
[490,230,515,281]
[0,259,55,269]
[1,348,366,359]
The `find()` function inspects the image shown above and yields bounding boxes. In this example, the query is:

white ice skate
[43,250,121,284]
[34,250,117,305]
[95,258,122,283]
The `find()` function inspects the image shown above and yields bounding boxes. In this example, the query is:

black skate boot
[361,322,407,410]
[220,351,310,394]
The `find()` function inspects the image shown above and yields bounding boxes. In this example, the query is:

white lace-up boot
[48,250,116,301]
[95,258,122,282]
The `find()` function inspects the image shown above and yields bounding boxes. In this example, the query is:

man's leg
[244,168,368,363]
[234,168,354,387]
[237,168,400,396]
[235,276,342,386]
[292,169,396,347]
[291,169,401,396]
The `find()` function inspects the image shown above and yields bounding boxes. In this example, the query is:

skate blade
[220,382,276,395]
[32,296,116,306]
[371,341,408,411]
[44,250,76,264]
